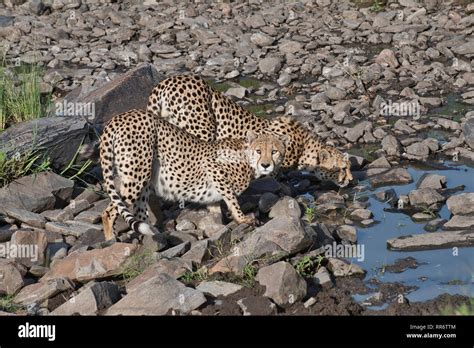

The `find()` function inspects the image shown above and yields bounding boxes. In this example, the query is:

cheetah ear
[279,134,291,148]
[318,149,331,165]
[246,130,258,143]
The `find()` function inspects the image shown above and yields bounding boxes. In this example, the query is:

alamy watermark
[324,241,365,262]
[0,242,39,262]
[379,100,420,120]
[55,99,95,118]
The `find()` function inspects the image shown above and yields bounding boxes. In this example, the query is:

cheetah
[100,109,288,240]
[147,75,353,187]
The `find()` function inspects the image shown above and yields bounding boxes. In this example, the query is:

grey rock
[443,215,474,231]
[424,218,447,232]
[0,260,26,295]
[52,281,121,315]
[258,56,282,75]
[250,32,274,47]
[181,240,210,266]
[463,118,474,149]
[0,172,74,214]
[375,49,399,68]
[382,135,402,157]
[3,208,46,229]
[312,266,333,288]
[350,209,373,221]
[417,174,447,189]
[447,193,474,215]
[14,278,74,306]
[161,242,190,259]
[255,261,307,306]
[335,225,357,243]
[237,296,277,315]
[268,196,301,219]
[388,230,474,251]
[325,86,347,101]
[196,280,243,297]
[327,258,366,277]
[370,168,413,187]
[107,273,206,315]
[408,188,445,207]
[10,229,48,266]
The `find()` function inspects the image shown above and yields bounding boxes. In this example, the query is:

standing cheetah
[100,109,288,240]
[147,75,353,187]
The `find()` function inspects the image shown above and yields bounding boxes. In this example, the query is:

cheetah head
[246,131,289,178]
[298,147,353,187]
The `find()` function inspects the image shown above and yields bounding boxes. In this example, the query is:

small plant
[120,249,155,282]
[304,207,316,223]
[179,267,209,284]
[295,255,314,278]
[0,295,21,313]
[0,149,51,188]
[315,254,325,272]
[242,262,257,287]
[370,0,384,12]
[239,78,261,90]
[420,206,438,218]
[441,298,474,316]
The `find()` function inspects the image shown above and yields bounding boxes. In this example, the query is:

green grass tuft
[0,149,51,188]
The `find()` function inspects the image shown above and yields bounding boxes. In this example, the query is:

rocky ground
[0,0,473,315]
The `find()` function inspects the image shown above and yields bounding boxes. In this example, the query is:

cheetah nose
[261,163,270,169]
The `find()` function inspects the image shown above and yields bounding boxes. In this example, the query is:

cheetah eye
[272,150,278,155]
[256,150,261,155]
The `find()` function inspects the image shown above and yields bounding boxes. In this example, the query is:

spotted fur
[147,75,353,187]
[99,109,287,240]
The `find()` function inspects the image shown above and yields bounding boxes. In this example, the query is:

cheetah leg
[102,202,118,241]
[211,178,255,225]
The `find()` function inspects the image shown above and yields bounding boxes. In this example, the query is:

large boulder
[0,172,74,214]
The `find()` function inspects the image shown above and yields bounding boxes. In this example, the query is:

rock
[424,218,447,232]
[246,176,281,194]
[408,188,445,207]
[107,273,206,315]
[406,142,430,158]
[279,40,303,54]
[126,258,191,293]
[315,191,345,214]
[335,225,357,243]
[225,86,246,99]
[246,14,266,28]
[51,281,121,315]
[350,209,373,221]
[0,260,26,295]
[209,255,248,275]
[181,240,210,266]
[0,172,74,214]
[255,261,307,306]
[236,217,314,259]
[3,208,46,229]
[452,41,474,55]
[443,216,474,231]
[345,121,372,143]
[312,267,333,288]
[9,229,48,266]
[41,209,74,223]
[327,258,366,277]
[258,192,279,213]
[196,281,243,297]
[382,135,402,157]
[325,86,347,101]
[69,229,105,253]
[412,213,435,222]
[14,278,74,306]
[375,49,399,68]
[417,174,447,189]
[0,225,14,243]
[237,296,277,315]
[462,118,474,149]
[370,168,413,187]
[161,242,190,259]
[394,119,416,134]
[258,56,282,75]
[268,196,301,219]
[250,32,274,47]
[447,193,474,215]
[70,63,162,127]
[45,221,100,237]
[387,230,474,251]
[41,243,138,283]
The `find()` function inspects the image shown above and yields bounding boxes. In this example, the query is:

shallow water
[350,162,474,304]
